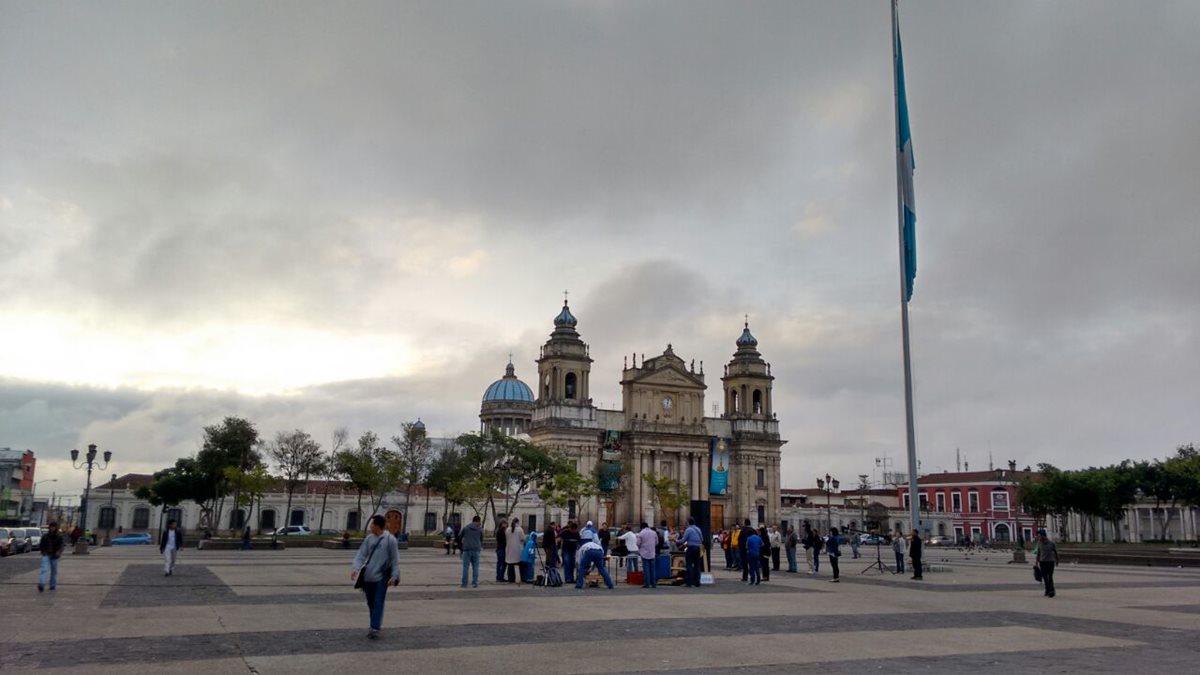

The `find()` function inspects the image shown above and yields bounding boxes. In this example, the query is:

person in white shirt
[158,519,184,577]
[768,527,783,572]
[619,526,640,572]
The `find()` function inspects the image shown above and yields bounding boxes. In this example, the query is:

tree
[333,431,401,530]
[643,471,690,527]
[538,462,598,520]
[424,444,473,528]
[456,430,568,525]
[197,417,261,533]
[222,464,271,533]
[317,427,349,534]
[266,429,324,533]
[392,422,433,534]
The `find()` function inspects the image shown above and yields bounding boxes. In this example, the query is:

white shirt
[166,530,177,551]
[619,531,639,555]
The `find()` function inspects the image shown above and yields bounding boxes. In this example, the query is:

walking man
[802,523,815,574]
[37,521,65,592]
[637,521,658,588]
[1036,528,1058,597]
[677,516,704,587]
[351,514,400,639]
[909,528,924,580]
[892,530,906,574]
[460,515,484,588]
[785,525,799,573]
[574,531,614,590]
[850,529,861,559]
[159,519,183,577]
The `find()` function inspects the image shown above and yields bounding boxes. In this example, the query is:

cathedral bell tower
[535,296,592,406]
[721,319,774,419]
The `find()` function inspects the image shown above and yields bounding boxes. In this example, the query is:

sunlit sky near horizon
[2,1,1197,499]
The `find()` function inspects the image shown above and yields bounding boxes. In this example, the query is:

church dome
[483,361,535,403]
[554,301,578,328]
[736,321,758,348]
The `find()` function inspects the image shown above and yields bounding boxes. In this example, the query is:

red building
[897,465,1039,544]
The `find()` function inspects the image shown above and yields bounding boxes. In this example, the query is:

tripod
[860,537,889,575]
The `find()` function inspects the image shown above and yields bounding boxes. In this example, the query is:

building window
[260,510,277,530]
[423,512,437,533]
[756,504,765,524]
[968,492,980,513]
[756,468,765,488]
[346,510,360,532]
[132,507,150,529]
[918,494,929,511]
[970,526,982,542]
[567,499,577,520]
[752,389,763,414]
[954,526,965,544]
[526,514,535,532]
[167,508,182,526]
[1023,527,1033,542]
[903,494,910,510]
[935,493,946,513]
[992,491,1010,511]
[290,509,305,526]
[951,492,962,513]
[564,373,577,399]
[938,523,946,536]
[98,507,116,529]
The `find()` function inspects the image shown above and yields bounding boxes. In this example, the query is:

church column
[633,448,644,524]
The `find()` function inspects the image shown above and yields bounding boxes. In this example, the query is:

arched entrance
[994,522,1011,542]
[385,510,404,536]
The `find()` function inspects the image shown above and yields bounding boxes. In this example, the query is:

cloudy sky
[2,1,1197,500]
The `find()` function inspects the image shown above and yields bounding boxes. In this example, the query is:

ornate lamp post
[104,473,118,546]
[70,444,112,554]
[816,474,840,532]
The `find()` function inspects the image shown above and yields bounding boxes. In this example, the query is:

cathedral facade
[482,300,784,529]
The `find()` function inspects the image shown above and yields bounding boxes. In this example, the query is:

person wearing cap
[1035,528,1059,597]
[574,527,614,590]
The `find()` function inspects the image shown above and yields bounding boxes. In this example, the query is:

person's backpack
[545,566,563,587]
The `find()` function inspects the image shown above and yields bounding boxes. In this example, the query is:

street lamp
[816,474,840,532]
[105,473,118,545]
[70,444,112,554]
[30,479,58,527]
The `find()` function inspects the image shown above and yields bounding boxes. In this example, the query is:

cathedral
[480,299,785,529]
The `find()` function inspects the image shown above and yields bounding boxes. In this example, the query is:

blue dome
[736,321,758,348]
[554,302,577,328]
[413,418,426,431]
[483,361,535,403]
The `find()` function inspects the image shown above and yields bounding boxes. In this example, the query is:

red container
[626,571,644,585]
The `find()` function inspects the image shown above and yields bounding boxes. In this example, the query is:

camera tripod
[860,537,889,575]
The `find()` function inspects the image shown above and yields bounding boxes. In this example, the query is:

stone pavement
[2,544,1199,673]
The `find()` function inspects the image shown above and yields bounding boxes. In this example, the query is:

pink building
[897,466,1040,544]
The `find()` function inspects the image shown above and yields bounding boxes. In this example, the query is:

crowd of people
[716,521,930,583]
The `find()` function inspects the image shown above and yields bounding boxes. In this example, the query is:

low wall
[1057,547,1200,567]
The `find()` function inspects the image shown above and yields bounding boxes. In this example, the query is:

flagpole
[892,0,922,539]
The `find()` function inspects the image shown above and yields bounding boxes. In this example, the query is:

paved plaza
[2,544,1199,673]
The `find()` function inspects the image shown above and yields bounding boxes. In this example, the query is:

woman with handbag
[351,514,400,640]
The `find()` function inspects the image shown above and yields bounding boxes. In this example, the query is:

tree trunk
[357,490,366,533]
[283,486,295,531]
[425,490,432,534]
[318,485,330,534]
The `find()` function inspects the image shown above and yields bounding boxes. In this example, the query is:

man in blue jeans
[574,537,614,589]
[559,521,580,584]
[351,515,400,639]
[38,522,65,592]
[636,521,659,589]
[459,515,484,588]
[676,516,704,588]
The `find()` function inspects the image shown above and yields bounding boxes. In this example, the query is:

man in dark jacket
[598,522,611,554]
[160,519,184,576]
[1036,528,1059,597]
[38,522,65,592]
[560,521,580,583]
[494,519,508,582]
[542,522,559,568]
[738,519,755,582]
[909,528,923,580]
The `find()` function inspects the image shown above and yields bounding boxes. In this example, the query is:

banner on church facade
[709,437,731,495]
[598,430,623,492]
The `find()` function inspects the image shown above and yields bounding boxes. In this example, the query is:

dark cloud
[2,2,1198,494]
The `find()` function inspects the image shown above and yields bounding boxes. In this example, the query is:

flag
[895,2,917,301]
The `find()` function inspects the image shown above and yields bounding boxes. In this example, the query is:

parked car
[24,527,42,551]
[926,535,953,547]
[859,534,886,546]
[0,528,16,556]
[273,526,312,536]
[112,532,154,545]
[9,529,31,554]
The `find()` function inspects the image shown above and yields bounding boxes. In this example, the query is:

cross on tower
[563,289,569,304]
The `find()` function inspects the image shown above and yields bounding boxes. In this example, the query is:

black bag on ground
[1033,564,1043,583]
[544,566,563,587]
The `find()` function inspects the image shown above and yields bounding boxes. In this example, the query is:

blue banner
[709,437,731,495]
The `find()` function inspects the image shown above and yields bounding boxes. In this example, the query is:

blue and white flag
[895,4,917,301]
